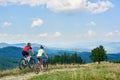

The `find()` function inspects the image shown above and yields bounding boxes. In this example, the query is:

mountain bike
[19,54,36,70]
[33,57,48,74]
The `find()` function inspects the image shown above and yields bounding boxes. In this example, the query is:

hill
[29,62,120,80]
[0,46,22,58]
[0,62,120,80]
[0,55,19,70]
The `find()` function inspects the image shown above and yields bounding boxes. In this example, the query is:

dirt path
[0,68,78,80]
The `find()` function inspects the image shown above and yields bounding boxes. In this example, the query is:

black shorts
[22,51,29,57]
[37,57,43,65]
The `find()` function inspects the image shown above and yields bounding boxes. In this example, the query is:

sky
[0,0,120,47]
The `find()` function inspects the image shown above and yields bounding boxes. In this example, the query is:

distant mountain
[0,42,42,48]
[0,42,120,53]
[58,42,120,53]
[0,42,9,48]
[11,43,42,48]
[0,46,120,70]
[108,53,120,61]
[0,55,19,70]
[0,46,22,58]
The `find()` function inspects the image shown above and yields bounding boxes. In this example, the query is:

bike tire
[33,64,40,74]
[43,61,48,71]
[19,59,26,70]
[29,58,35,69]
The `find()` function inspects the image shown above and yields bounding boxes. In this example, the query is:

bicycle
[19,54,36,70]
[33,57,48,74]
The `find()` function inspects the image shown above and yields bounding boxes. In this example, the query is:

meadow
[0,62,120,80]
[29,62,120,80]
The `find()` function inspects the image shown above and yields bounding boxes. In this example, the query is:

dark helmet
[40,45,44,49]
[27,43,31,46]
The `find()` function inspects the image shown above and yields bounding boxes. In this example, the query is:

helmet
[40,45,44,49]
[27,43,31,46]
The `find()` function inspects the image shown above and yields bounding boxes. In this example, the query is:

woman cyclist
[37,45,48,72]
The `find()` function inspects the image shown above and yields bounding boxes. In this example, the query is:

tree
[90,45,108,64]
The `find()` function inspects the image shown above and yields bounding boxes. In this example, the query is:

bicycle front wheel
[33,64,40,74]
[43,61,48,71]
[29,58,35,69]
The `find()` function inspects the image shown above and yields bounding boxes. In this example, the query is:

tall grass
[29,62,120,80]
[0,67,33,78]
[0,64,81,78]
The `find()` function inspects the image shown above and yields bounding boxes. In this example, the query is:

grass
[0,64,81,78]
[0,67,33,78]
[0,62,120,80]
[29,62,120,80]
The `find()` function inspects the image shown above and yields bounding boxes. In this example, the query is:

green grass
[0,64,81,78]
[0,62,120,80]
[29,62,120,80]
[0,67,33,78]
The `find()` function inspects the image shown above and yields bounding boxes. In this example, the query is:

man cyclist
[22,43,34,64]
[37,45,48,72]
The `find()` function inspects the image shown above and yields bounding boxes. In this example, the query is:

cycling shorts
[22,51,30,57]
[37,56,43,65]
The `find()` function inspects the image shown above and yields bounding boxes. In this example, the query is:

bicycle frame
[19,55,35,70]
[33,57,48,74]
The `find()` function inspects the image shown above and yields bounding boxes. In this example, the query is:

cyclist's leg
[40,57,44,71]
[26,53,31,62]
[37,57,42,71]
[22,51,27,65]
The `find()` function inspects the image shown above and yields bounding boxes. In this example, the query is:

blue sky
[0,0,120,47]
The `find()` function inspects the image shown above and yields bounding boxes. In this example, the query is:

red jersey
[23,45,32,52]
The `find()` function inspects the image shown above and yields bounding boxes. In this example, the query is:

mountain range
[1,42,120,53]
[0,42,120,70]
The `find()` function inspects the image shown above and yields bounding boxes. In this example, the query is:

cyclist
[22,43,34,64]
[37,45,48,72]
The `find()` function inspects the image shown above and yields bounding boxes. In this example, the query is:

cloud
[0,33,7,37]
[38,33,48,37]
[54,32,62,37]
[31,18,43,28]
[2,21,12,27]
[106,32,114,37]
[0,0,18,6]
[46,0,113,14]
[46,0,86,13]
[77,30,96,38]
[0,0,47,6]
[86,30,96,37]
[19,0,48,7]
[0,0,113,14]
[0,0,7,6]
[106,31,120,37]
[86,21,96,26]
[86,0,113,14]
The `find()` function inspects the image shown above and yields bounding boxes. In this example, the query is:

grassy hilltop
[0,62,120,80]
[29,62,120,80]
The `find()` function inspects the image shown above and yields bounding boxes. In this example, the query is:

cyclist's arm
[43,51,48,58]
[30,49,34,55]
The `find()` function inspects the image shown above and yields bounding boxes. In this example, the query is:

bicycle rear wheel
[19,59,26,70]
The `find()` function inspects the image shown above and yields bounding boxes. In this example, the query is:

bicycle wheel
[43,61,48,71]
[33,64,40,74]
[19,59,26,70]
[29,58,35,68]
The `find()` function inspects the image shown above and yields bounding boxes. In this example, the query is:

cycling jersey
[37,49,44,57]
[23,45,32,52]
